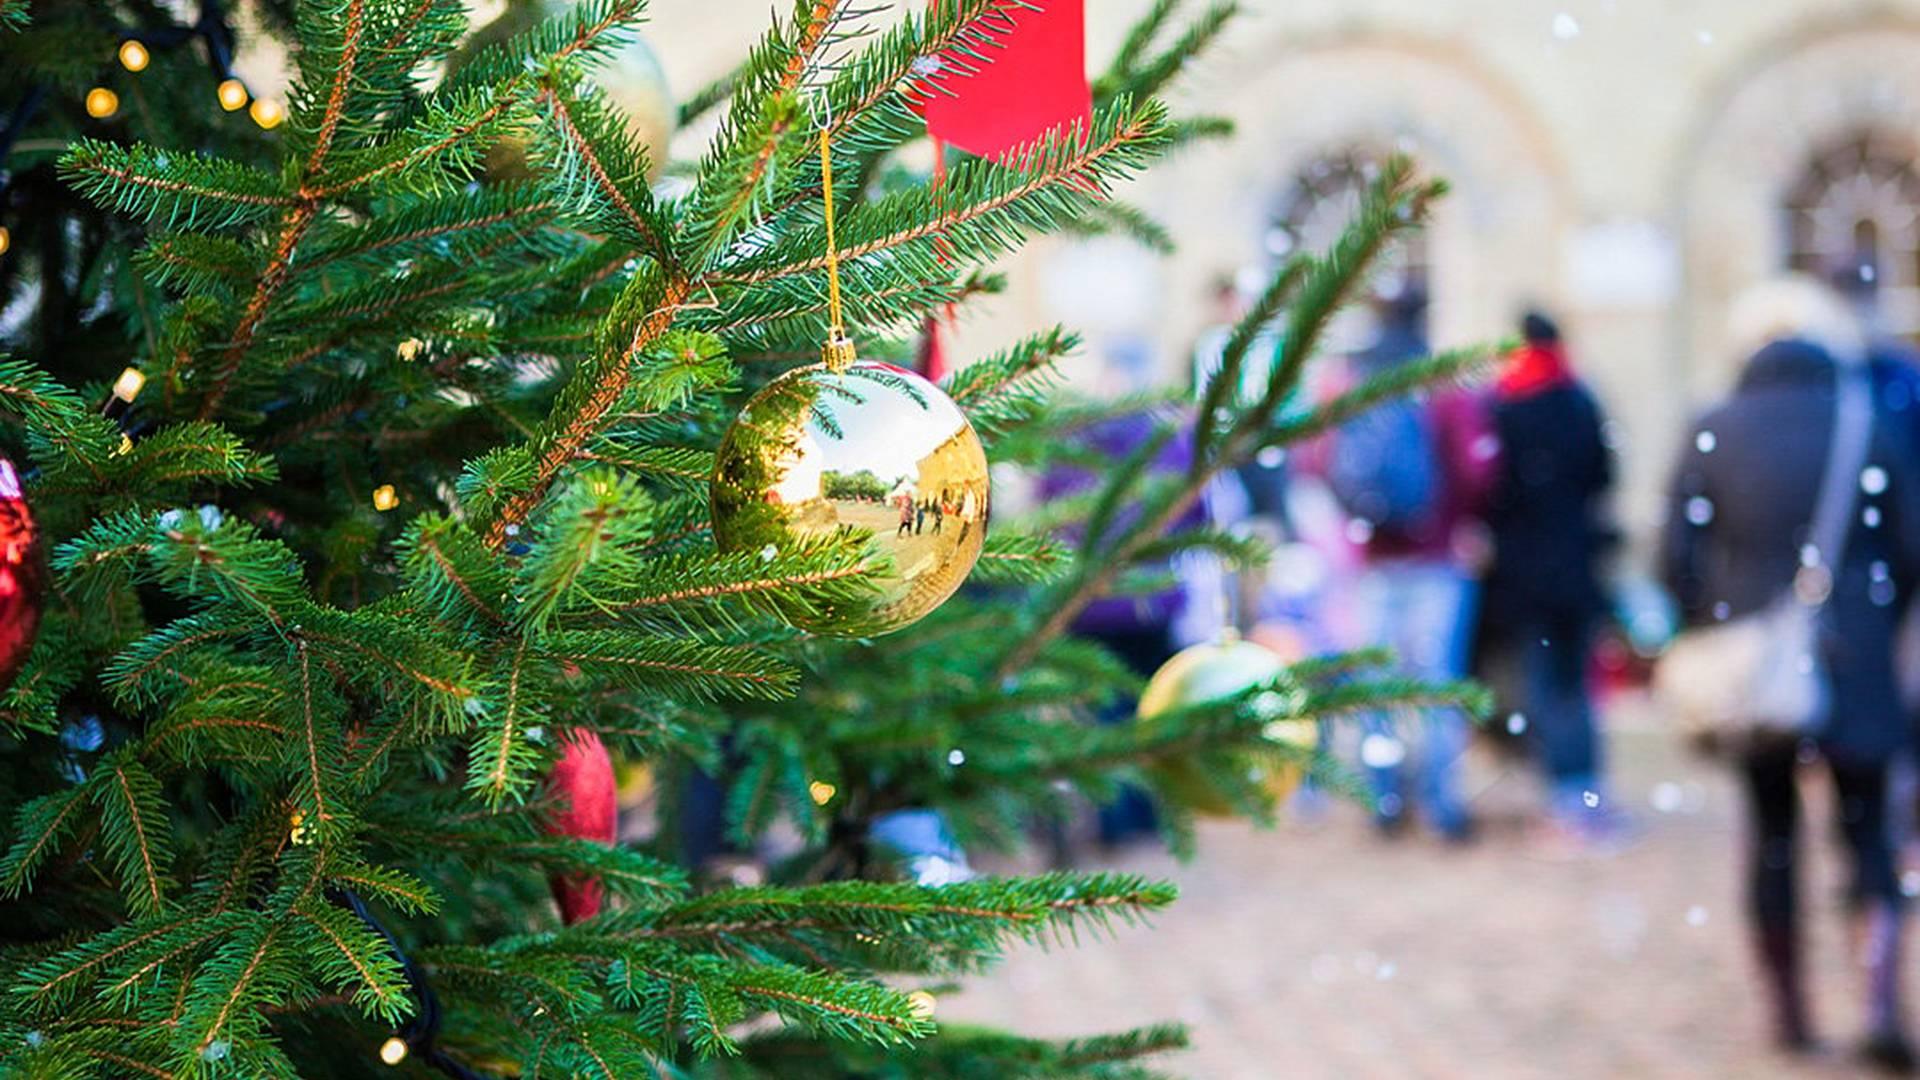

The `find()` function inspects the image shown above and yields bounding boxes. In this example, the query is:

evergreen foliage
[0,0,1487,1075]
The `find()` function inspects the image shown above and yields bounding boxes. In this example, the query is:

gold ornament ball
[463,2,673,181]
[1139,637,1289,718]
[595,33,673,179]
[710,360,989,636]
[1139,637,1297,817]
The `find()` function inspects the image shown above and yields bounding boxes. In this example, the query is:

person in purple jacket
[1042,407,1211,844]
[1311,290,1499,841]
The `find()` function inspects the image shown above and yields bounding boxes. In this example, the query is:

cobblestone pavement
[945,703,1903,1079]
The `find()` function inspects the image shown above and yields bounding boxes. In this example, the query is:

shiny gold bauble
[596,33,673,178]
[1139,637,1289,718]
[1139,637,1299,817]
[459,1,674,180]
[710,360,989,636]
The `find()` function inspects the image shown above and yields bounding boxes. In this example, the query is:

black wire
[0,0,249,184]
[329,888,500,1080]
[0,83,47,173]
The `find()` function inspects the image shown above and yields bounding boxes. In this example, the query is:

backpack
[1325,396,1441,538]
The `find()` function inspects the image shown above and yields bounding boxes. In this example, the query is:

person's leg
[1403,564,1475,840]
[1832,757,1914,1067]
[1351,567,1407,832]
[1526,613,1602,823]
[1744,747,1812,1049]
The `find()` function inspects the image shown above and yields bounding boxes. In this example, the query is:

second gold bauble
[709,361,988,636]
[1138,637,1304,816]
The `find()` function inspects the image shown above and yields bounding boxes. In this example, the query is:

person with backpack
[1479,312,1619,846]
[1660,277,1920,1069]
[1319,289,1498,841]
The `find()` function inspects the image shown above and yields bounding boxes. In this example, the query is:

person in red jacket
[1482,312,1619,846]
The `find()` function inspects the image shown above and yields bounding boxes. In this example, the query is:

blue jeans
[1516,613,1602,821]
[1351,561,1477,836]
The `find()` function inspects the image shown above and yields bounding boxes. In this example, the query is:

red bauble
[542,727,617,924]
[0,457,44,691]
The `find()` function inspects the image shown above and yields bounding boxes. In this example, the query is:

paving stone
[946,709,1894,1079]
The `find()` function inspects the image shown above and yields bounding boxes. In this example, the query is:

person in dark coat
[1480,312,1616,836]
[1662,320,1920,1069]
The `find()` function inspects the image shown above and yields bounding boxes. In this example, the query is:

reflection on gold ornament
[710,361,989,636]
[1139,636,1299,817]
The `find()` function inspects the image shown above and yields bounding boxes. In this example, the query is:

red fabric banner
[921,0,1090,160]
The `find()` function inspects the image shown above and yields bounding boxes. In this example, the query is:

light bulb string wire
[0,0,244,205]
[330,888,496,1079]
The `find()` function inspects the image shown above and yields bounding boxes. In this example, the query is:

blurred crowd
[1062,271,1920,1073]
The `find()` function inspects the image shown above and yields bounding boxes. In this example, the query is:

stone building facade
[650,0,1920,546]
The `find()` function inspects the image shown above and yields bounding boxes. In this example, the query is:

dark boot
[1860,901,1916,1073]
[1755,922,1815,1051]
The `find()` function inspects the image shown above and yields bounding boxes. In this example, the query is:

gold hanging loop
[815,95,855,372]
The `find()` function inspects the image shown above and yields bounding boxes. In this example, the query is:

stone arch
[1679,17,1920,395]
[1136,32,1570,368]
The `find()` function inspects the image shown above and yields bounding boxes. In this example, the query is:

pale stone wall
[647,0,1920,546]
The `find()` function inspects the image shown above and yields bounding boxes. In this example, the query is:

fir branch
[530,81,671,264]
[57,141,297,230]
[1266,342,1500,445]
[303,0,372,176]
[1193,254,1306,462]
[971,532,1071,585]
[194,201,318,420]
[0,786,87,898]
[91,756,174,918]
[397,514,512,627]
[469,638,542,808]
[545,630,798,701]
[718,98,1172,286]
[291,897,412,1024]
[483,270,693,546]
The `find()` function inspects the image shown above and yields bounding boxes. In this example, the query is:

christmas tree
[0,0,1485,1075]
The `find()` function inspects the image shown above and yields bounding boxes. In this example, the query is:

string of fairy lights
[8,9,946,1071]
[0,0,285,260]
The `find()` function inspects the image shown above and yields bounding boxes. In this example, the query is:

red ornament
[919,0,1091,161]
[0,457,44,692]
[542,727,617,924]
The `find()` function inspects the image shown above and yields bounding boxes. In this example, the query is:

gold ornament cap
[821,332,857,372]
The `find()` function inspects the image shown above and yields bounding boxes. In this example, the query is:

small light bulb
[85,87,119,119]
[118,40,150,72]
[289,810,311,845]
[906,990,936,1019]
[808,780,836,806]
[372,485,399,512]
[378,1036,408,1066]
[249,99,285,130]
[395,338,424,362]
[111,367,146,403]
[217,78,249,112]
[0,226,9,257]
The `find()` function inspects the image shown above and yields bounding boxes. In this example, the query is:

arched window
[1785,131,1920,342]
[1267,147,1430,326]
